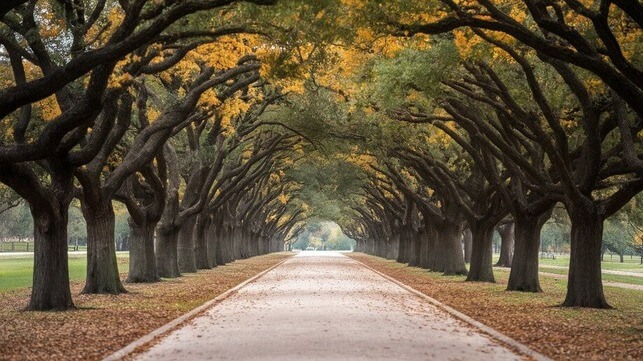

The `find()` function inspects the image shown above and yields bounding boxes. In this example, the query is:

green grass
[493,253,643,273]
[540,256,643,272]
[0,242,34,252]
[535,267,643,286]
[0,253,129,292]
[0,244,88,252]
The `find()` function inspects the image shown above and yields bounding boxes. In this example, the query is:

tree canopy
[0,0,640,310]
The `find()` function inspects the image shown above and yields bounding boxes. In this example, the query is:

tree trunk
[397,227,410,263]
[195,214,212,269]
[241,228,250,259]
[378,237,387,258]
[562,204,610,308]
[466,220,496,282]
[463,228,472,264]
[29,206,74,310]
[81,200,126,294]
[126,217,159,283]
[496,222,515,267]
[417,227,431,269]
[437,221,468,275]
[177,217,197,273]
[207,230,219,268]
[120,235,129,251]
[601,244,607,261]
[507,211,549,292]
[388,233,400,260]
[215,234,227,266]
[222,226,235,263]
[232,227,242,260]
[156,226,181,278]
[408,230,421,267]
[251,230,260,257]
[253,232,260,255]
[426,227,439,271]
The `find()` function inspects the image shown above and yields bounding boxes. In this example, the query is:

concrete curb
[353,258,554,361]
[102,256,293,361]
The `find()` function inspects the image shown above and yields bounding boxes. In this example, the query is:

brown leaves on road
[348,253,643,361]
[0,253,292,361]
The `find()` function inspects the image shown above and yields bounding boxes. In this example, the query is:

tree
[0,0,279,311]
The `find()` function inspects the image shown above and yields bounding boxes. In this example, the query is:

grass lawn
[0,242,34,252]
[0,252,129,292]
[0,244,88,252]
[350,253,643,361]
[539,255,643,272]
[533,266,643,286]
[492,253,643,273]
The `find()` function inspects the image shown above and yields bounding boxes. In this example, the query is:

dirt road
[130,251,531,360]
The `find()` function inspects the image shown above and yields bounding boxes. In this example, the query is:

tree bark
[407,229,421,267]
[195,214,211,269]
[507,212,549,292]
[437,221,468,276]
[562,204,610,308]
[216,234,228,265]
[496,222,515,267]
[388,233,400,260]
[177,216,198,273]
[156,225,181,278]
[232,227,242,260]
[466,219,496,282]
[463,228,472,264]
[29,206,74,310]
[221,225,235,263]
[426,227,440,271]
[81,200,126,294]
[417,226,432,269]
[207,228,219,268]
[126,216,159,283]
[397,226,411,263]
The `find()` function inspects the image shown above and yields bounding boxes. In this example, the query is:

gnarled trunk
[232,227,243,260]
[29,206,74,310]
[496,222,514,267]
[177,216,197,273]
[388,233,400,260]
[195,214,212,269]
[437,221,468,276]
[426,227,440,271]
[417,226,432,269]
[81,199,126,294]
[216,234,228,265]
[126,216,159,283]
[221,226,235,263]
[466,219,496,282]
[562,204,610,308]
[507,211,550,292]
[463,228,472,264]
[156,225,181,278]
[397,226,411,263]
[407,229,421,267]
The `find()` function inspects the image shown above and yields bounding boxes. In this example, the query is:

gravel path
[132,251,527,361]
